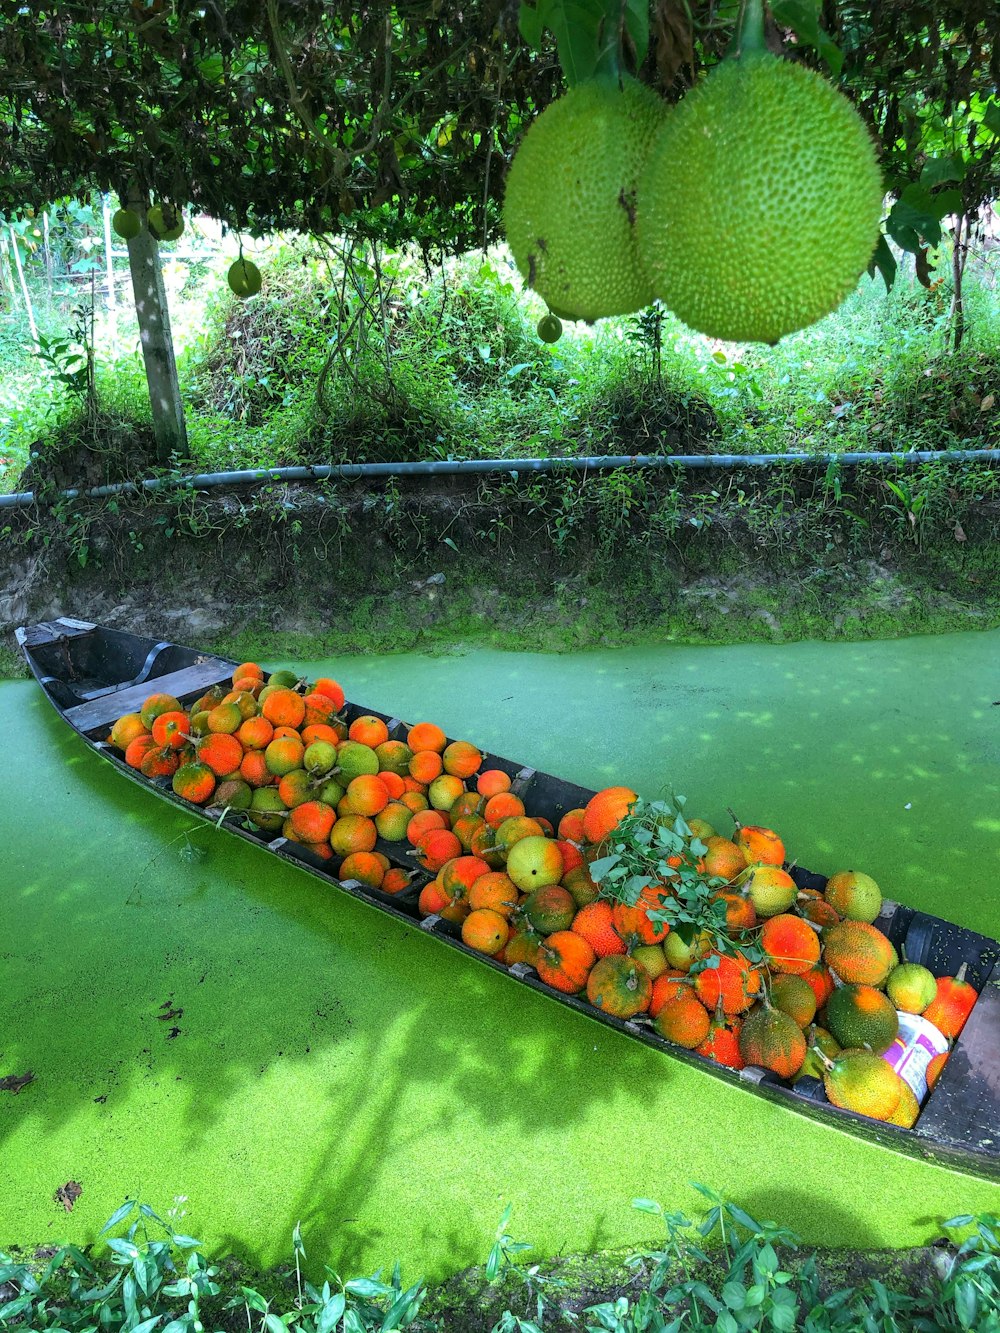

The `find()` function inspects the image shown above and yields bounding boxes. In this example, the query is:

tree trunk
[9,224,38,344]
[124,195,188,462]
[949,212,970,354]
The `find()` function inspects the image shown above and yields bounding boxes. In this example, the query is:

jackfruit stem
[732,0,768,59]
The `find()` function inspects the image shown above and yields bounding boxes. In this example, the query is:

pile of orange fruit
[108,662,977,1131]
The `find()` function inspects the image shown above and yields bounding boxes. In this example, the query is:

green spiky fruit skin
[738,1004,806,1078]
[636,54,883,344]
[503,79,667,321]
[824,983,898,1055]
[823,1049,903,1122]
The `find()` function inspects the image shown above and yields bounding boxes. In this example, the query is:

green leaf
[721,1280,746,1309]
[867,234,897,290]
[982,99,1000,137]
[921,154,965,187]
[99,1200,137,1234]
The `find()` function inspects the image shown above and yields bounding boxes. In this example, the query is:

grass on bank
[0,225,998,495]
[2,1187,998,1333]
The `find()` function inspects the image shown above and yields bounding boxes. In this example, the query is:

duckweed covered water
[1,630,998,1274]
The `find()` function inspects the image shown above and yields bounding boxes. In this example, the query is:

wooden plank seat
[64,658,234,734]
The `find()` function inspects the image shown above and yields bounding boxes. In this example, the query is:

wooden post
[124,197,188,462]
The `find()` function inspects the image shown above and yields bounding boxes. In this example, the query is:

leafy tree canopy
[0,0,997,257]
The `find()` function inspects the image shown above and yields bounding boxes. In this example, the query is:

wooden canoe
[16,617,1000,1180]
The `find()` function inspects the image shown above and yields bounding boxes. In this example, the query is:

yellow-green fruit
[886,961,937,1014]
[503,79,667,321]
[228,258,263,298]
[636,53,883,344]
[824,869,882,923]
[112,208,141,240]
[886,1080,920,1129]
[147,203,184,241]
[822,1049,903,1122]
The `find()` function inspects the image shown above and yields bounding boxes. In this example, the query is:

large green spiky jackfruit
[636,54,884,344]
[503,79,667,321]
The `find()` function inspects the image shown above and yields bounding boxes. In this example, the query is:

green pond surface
[2,630,999,1276]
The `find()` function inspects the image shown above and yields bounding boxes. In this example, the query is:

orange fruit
[535,931,595,993]
[452,813,486,851]
[477,769,512,798]
[468,871,520,917]
[301,692,338,727]
[278,769,314,809]
[571,901,626,957]
[124,733,158,769]
[801,962,836,1010]
[415,828,462,872]
[240,750,273,788]
[197,732,244,778]
[330,814,377,856]
[407,721,447,753]
[238,715,274,750]
[735,823,785,866]
[693,951,762,1015]
[582,786,638,844]
[338,851,386,889]
[140,746,180,779]
[409,750,444,784]
[314,677,346,710]
[290,800,336,843]
[462,908,510,956]
[382,866,413,895]
[418,879,451,917]
[709,889,757,932]
[345,774,390,817]
[440,855,491,900]
[262,688,306,729]
[221,690,259,720]
[265,736,305,777]
[406,808,449,845]
[923,972,977,1039]
[172,761,216,805]
[443,740,483,779]
[400,790,430,814]
[483,792,526,828]
[702,836,748,881]
[348,714,390,748]
[760,914,821,975]
[232,662,264,685]
[586,955,652,1018]
[654,991,711,1048]
[110,712,148,750]
[612,885,671,945]
[649,972,693,1018]
[557,808,587,843]
[375,739,413,775]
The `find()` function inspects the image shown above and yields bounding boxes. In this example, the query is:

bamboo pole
[9,224,38,344]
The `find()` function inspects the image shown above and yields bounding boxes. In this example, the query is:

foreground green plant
[1,1191,998,1333]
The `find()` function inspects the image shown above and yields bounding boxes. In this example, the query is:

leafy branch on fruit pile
[589,795,764,968]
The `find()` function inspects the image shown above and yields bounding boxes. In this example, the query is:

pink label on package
[883,1012,950,1103]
